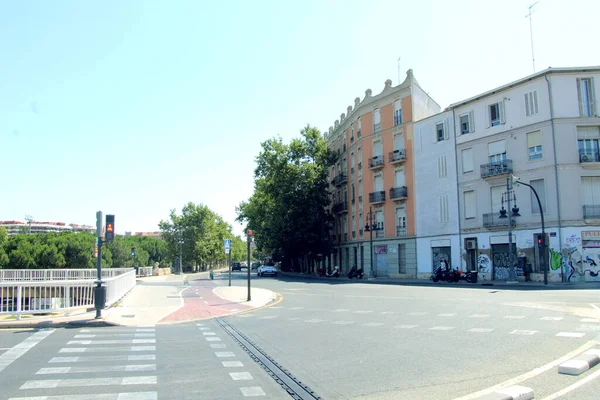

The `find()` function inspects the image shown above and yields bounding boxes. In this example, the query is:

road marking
[8,392,158,400]
[79,328,155,333]
[331,309,349,312]
[205,337,222,342]
[408,312,427,316]
[259,316,277,319]
[210,344,227,349]
[504,316,526,320]
[202,332,216,336]
[68,339,155,345]
[510,330,538,335]
[288,318,301,321]
[136,329,155,332]
[215,352,235,358]
[540,367,600,400]
[590,303,600,316]
[468,328,495,333]
[196,323,205,326]
[74,334,154,338]
[20,376,157,389]
[363,322,384,327]
[230,372,253,380]
[198,327,210,331]
[332,321,354,325]
[381,311,395,314]
[49,355,155,363]
[468,314,490,318]
[59,346,155,353]
[395,324,418,329]
[290,307,305,310]
[540,317,563,321]
[581,318,600,323]
[269,306,283,309]
[0,330,54,373]
[240,386,266,397]
[354,310,373,314]
[438,313,457,317]
[304,319,325,323]
[37,364,156,374]
[429,326,455,331]
[556,332,586,338]
[237,314,254,318]
[222,361,244,367]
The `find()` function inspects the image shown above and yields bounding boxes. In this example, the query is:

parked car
[240,262,248,268]
[257,265,278,277]
[231,262,242,271]
[251,262,260,270]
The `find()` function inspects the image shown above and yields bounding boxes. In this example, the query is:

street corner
[212,286,280,311]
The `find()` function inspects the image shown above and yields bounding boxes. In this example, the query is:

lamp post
[177,237,183,275]
[364,207,383,278]
[498,175,521,281]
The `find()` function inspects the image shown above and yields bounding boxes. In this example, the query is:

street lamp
[177,237,183,275]
[364,207,383,278]
[497,175,520,281]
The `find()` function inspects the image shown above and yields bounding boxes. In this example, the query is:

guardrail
[0,268,132,282]
[0,269,137,320]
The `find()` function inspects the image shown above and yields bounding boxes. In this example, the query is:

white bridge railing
[0,269,137,319]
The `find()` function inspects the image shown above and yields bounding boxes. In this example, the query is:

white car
[257,265,278,277]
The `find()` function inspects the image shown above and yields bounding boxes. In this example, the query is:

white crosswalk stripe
[37,365,156,374]
[67,339,155,345]
[9,393,157,400]
[20,376,157,389]
[60,346,155,353]
[49,355,155,363]
[556,332,586,338]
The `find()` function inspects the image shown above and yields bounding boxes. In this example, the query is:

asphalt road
[218,271,600,399]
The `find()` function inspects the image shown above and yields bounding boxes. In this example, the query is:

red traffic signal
[247,230,253,236]
[105,214,115,241]
[106,223,113,233]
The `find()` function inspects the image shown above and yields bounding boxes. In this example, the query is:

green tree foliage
[236,125,336,271]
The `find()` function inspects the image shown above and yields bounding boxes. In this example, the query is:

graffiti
[559,243,600,282]
[432,247,451,272]
[493,252,510,268]
[477,254,490,273]
[550,248,562,271]
[565,235,581,245]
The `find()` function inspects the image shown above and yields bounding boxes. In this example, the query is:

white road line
[438,313,457,317]
[354,310,373,314]
[468,328,495,333]
[590,303,600,316]
[196,323,205,326]
[304,319,325,323]
[74,334,154,338]
[49,355,155,363]
[556,332,586,338]
[0,330,54,373]
[136,329,155,332]
[331,309,349,312]
[540,317,563,321]
[504,316,526,320]
[469,314,490,318]
[540,367,600,400]
[395,325,418,329]
[202,332,216,336]
[429,326,455,331]
[290,307,305,310]
[8,392,158,400]
[79,328,155,333]
[215,352,235,358]
[237,314,254,318]
[510,330,538,335]
[332,321,354,325]
[136,325,155,328]
[288,318,301,321]
[381,311,395,314]
[210,344,227,349]
[408,312,427,316]
[222,361,244,367]
[205,337,222,342]
[198,327,210,331]
[59,346,155,353]
[37,364,156,374]
[258,316,277,319]
[68,339,155,345]
[240,386,266,397]
[20,376,157,389]
[363,322,384,327]
[269,306,283,309]
[581,318,600,323]
[230,372,254,380]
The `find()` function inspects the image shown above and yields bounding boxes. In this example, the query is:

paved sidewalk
[0,270,279,329]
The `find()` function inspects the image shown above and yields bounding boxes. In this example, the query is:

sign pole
[247,231,252,301]
[228,249,232,287]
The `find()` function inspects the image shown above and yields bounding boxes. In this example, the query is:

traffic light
[537,235,547,248]
[131,247,136,257]
[105,214,115,241]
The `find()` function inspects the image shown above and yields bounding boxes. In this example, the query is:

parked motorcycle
[431,267,478,283]
[348,266,365,279]
[325,266,340,278]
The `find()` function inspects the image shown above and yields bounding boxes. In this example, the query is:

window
[394,168,405,187]
[396,207,406,237]
[358,180,363,201]
[439,195,449,223]
[527,131,542,160]
[464,190,476,219]
[578,126,600,162]
[351,124,354,139]
[373,140,382,158]
[488,140,506,164]
[394,100,403,126]
[375,210,384,238]
[357,117,362,136]
[393,132,404,151]
[374,174,383,192]
[491,186,504,217]
[525,91,539,116]
[530,179,546,214]
[460,111,475,134]
[489,102,505,127]
[373,109,381,133]
[582,177,600,218]
[461,148,474,173]
[577,78,596,117]
[436,122,445,142]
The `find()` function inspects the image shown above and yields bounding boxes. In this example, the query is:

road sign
[224,239,231,253]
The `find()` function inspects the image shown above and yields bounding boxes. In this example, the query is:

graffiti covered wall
[555,231,600,282]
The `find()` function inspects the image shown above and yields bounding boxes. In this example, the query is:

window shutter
[591,78,597,116]
[486,106,491,128]
[524,93,531,117]
[527,131,542,148]
[469,111,475,132]
[443,119,449,140]
[533,90,539,114]
[577,78,584,116]
[464,191,476,219]
[577,126,600,139]
[500,100,506,124]
[488,140,506,156]
[462,149,473,173]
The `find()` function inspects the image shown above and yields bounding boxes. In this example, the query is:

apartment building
[416,66,600,282]
[325,70,440,278]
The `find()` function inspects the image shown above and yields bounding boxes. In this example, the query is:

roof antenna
[526,2,540,73]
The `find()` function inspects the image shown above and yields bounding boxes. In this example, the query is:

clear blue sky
[2,0,598,236]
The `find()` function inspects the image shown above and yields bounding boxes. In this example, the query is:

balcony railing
[368,156,384,169]
[482,212,516,228]
[396,227,407,237]
[358,162,362,170]
[480,159,513,179]
[584,205,600,219]
[343,143,347,152]
[390,186,408,201]
[369,191,386,204]
[376,229,385,238]
[333,173,348,186]
[389,149,406,164]
[580,150,600,163]
[374,123,381,133]
[333,201,348,214]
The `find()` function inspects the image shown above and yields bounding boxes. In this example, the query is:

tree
[237,125,336,272]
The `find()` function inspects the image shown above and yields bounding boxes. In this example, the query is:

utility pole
[247,231,252,301]
[507,176,515,281]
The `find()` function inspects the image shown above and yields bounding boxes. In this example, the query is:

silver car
[257,265,278,277]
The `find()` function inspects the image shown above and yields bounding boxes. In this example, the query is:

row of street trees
[236,125,336,272]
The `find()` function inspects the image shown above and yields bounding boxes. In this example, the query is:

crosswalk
[9,326,158,400]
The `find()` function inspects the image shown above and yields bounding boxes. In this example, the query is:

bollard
[209,270,214,280]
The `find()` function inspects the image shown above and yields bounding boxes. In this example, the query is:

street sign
[224,239,231,253]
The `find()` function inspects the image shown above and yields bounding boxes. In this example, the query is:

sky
[2,0,599,237]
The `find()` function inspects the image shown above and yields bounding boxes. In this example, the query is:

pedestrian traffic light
[247,230,253,236]
[131,247,136,257]
[105,214,115,241]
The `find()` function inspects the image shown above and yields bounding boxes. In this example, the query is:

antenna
[526,1,540,73]
[397,57,401,84]
[25,214,33,235]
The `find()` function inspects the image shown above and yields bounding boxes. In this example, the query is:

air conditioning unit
[466,240,477,250]
[581,154,590,162]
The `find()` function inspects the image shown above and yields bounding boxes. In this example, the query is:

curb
[558,348,600,375]
[475,385,534,400]
[0,318,119,330]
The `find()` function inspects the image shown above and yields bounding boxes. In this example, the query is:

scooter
[325,266,340,278]
[348,266,365,279]
[431,266,454,283]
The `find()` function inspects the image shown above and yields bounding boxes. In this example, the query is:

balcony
[358,162,362,170]
[368,155,385,170]
[482,212,516,228]
[580,150,600,163]
[374,123,381,133]
[369,191,386,204]
[389,149,406,164]
[343,143,347,153]
[396,227,407,237]
[376,229,385,238]
[351,136,354,143]
[333,201,348,214]
[480,159,513,179]
[332,173,348,186]
[584,205,600,219]
[389,186,408,201]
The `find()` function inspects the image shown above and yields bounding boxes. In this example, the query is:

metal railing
[333,201,348,214]
[480,159,513,179]
[584,205,600,219]
[352,231,356,239]
[368,156,385,169]
[374,123,381,133]
[390,186,408,200]
[344,233,348,241]
[482,212,514,228]
[580,150,600,163]
[396,227,407,237]
[0,268,132,282]
[0,269,136,319]
[333,173,348,186]
[369,191,386,204]
[389,149,406,164]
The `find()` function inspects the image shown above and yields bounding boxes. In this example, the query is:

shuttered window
[461,148,474,173]
[527,131,542,160]
[464,190,476,219]
[530,179,546,214]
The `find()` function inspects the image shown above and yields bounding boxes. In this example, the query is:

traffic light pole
[247,236,251,301]
[95,238,103,319]
[228,250,232,287]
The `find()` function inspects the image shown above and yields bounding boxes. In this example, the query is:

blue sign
[224,239,231,252]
